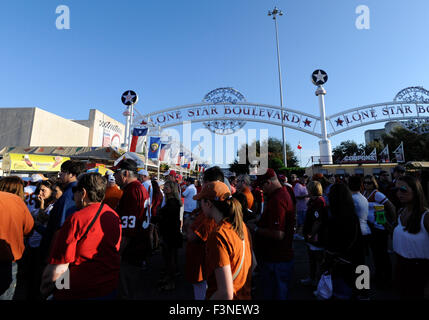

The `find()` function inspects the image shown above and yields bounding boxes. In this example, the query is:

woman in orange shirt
[194,181,255,300]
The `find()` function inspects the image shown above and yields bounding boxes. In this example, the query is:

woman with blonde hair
[194,181,255,300]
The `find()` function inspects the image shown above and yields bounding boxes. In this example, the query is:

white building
[0,107,125,149]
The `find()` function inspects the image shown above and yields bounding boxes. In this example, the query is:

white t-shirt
[352,193,371,236]
[182,184,197,213]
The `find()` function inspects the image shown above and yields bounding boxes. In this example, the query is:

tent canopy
[0,146,123,161]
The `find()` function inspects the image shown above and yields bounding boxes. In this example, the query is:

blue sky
[0,0,428,167]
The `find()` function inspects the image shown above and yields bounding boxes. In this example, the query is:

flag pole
[145,135,149,171]
[157,159,160,181]
[157,126,161,181]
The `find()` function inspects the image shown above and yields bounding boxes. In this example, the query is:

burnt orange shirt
[185,212,217,283]
[103,185,123,211]
[0,191,34,261]
[205,221,253,300]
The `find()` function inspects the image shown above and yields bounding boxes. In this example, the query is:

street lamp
[268,6,287,168]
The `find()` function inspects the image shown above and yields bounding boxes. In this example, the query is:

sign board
[2,153,70,172]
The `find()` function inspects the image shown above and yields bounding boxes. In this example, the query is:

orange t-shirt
[242,187,254,210]
[205,221,253,300]
[103,185,123,211]
[0,191,34,261]
[185,212,217,283]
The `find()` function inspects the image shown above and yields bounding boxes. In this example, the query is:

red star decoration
[303,118,312,127]
[336,118,344,126]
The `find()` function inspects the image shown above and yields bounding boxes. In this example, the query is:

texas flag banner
[148,136,162,159]
[130,128,148,153]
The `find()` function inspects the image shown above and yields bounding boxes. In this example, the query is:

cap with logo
[193,181,231,201]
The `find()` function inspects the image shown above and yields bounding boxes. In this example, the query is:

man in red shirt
[114,159,150,266]
[248,168,295,300]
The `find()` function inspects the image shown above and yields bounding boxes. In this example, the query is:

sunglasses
[396,186,409,193]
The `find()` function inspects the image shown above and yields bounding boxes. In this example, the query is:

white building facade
[0,107,125,149]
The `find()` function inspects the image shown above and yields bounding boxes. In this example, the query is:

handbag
[315,272,333,300]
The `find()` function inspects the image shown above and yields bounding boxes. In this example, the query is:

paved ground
[105,237,400,301]
[14,237,401,301]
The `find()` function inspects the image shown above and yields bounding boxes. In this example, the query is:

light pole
[268,7,287,167]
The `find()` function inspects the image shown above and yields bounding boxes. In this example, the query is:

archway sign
[133,77,429,164]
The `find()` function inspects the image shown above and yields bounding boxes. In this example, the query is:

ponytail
[212,197,244,240]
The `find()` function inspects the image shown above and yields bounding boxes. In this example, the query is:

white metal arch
[135,102,322,138]
[326,101,429,137]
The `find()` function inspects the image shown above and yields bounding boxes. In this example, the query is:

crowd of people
[0,160,428,300]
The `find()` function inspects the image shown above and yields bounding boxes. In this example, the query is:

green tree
[382,127,429,162]
[332,140,362,163]
[229,137,299,174]
[364,140,384,155]
[160,163,169,171]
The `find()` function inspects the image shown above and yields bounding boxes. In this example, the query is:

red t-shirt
[255,186,295,262]
[48,203,122,300]
[116,180,149,238]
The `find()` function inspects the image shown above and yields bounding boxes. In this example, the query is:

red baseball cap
[256,168,277,186]
[163,169,176,177]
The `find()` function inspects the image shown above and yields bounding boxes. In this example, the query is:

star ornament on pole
[311,69,328,86]
[121,90,139,106]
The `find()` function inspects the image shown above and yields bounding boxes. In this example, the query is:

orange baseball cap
[193,181,231,201]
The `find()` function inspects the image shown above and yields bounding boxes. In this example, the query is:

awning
[0,146,123,161]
